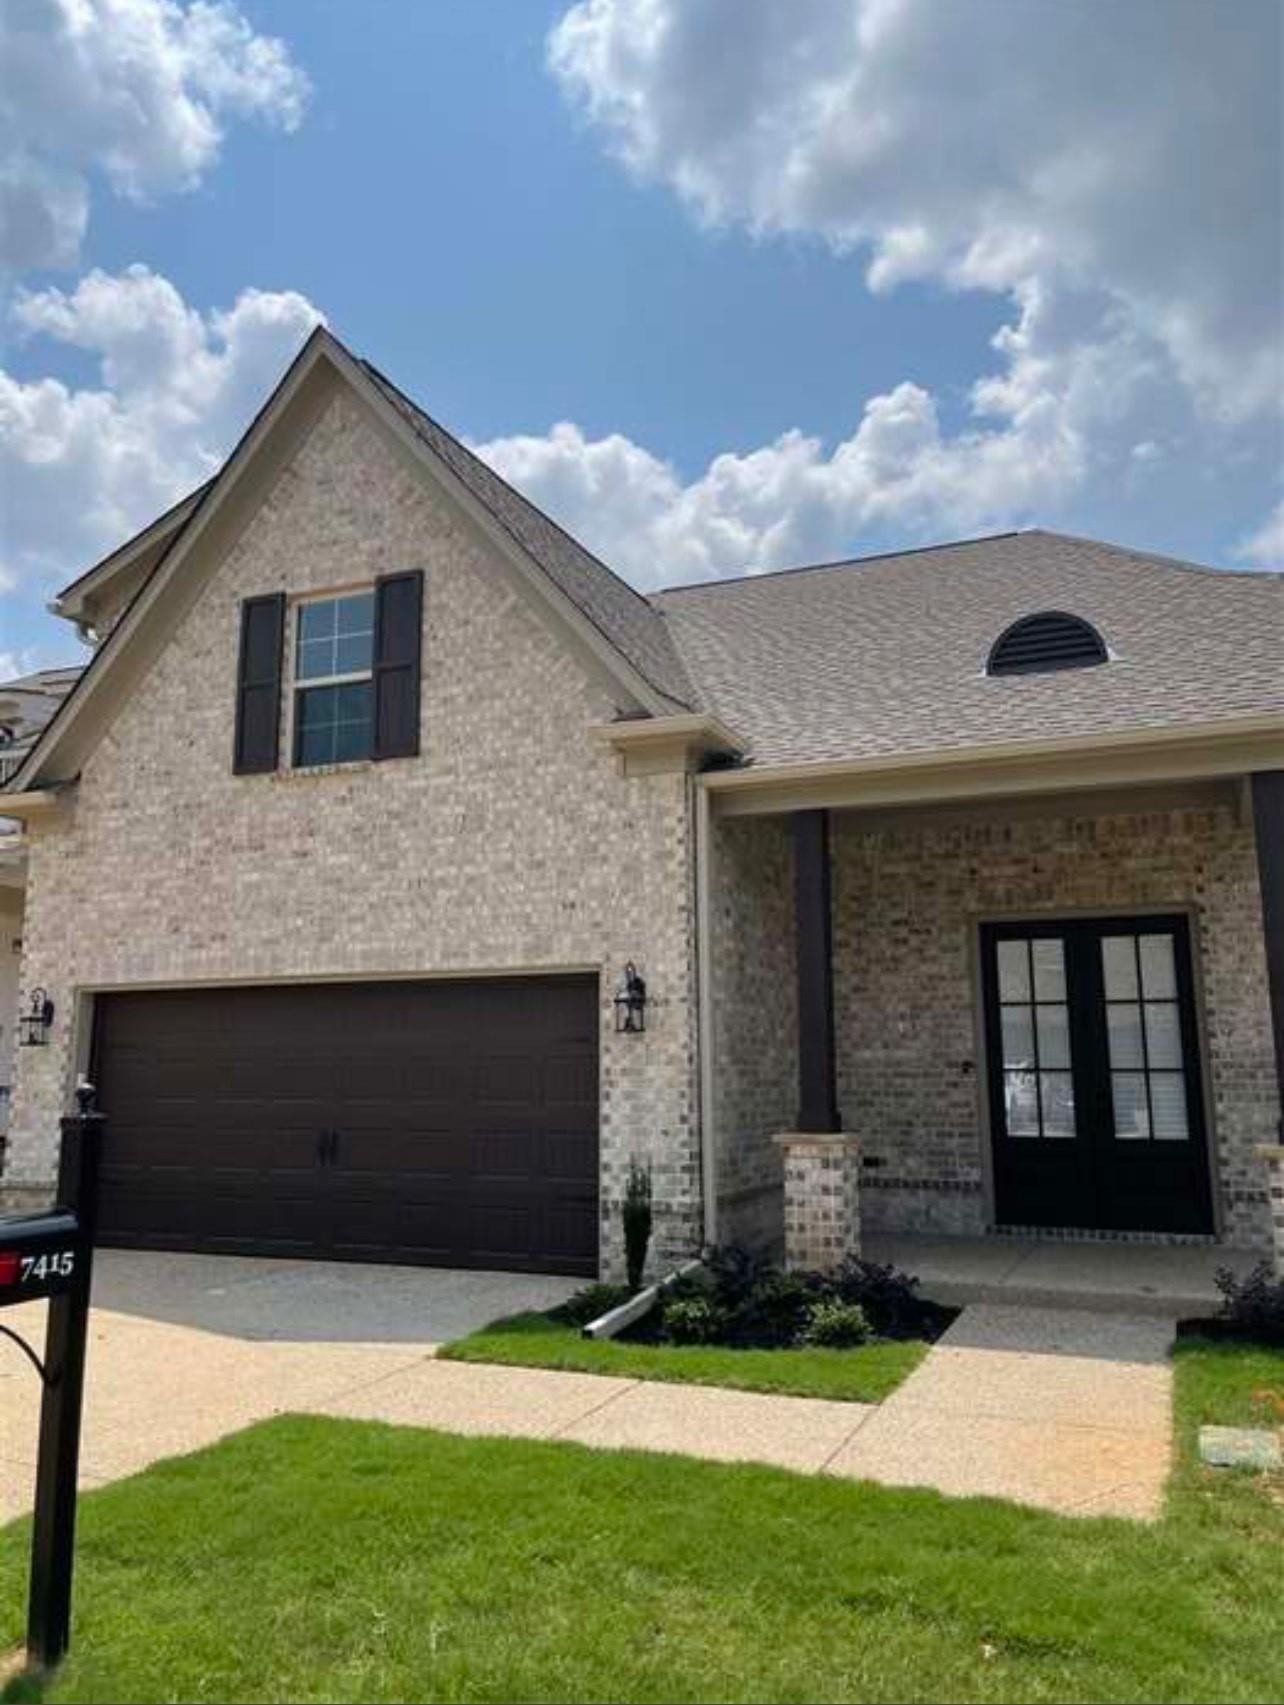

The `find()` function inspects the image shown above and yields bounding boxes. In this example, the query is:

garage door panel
[94,976,599,1274]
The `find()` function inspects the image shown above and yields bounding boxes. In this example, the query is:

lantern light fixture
[613,962,648,1034]
[18,988,54,1048]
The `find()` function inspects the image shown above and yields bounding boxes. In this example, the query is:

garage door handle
[316,1129,338,1168]
[327,1130,340,1167]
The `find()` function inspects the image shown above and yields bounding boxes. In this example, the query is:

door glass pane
[1150,1074,1189,1140]
[997,940,1030,1002]
[1106,1004,1145,1068]
[1111,1072,1150,1139]
[1039,1072,1075,1137]
[1004,1070,1040,1136]
[1102,936,1139,1000]
[1031,939,1066,1001]
[1143,1002,1183,1070]
[1001,1007,1035,1069]
[1036,1004,1071,1068]
[1139,934,1176,999]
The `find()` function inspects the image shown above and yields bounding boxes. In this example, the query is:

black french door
[981,915,1213,1234]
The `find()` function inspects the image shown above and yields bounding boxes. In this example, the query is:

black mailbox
[0,1211,83,1305]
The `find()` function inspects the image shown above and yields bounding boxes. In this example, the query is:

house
[0,667,82,1140]
[1,327,1281,1280]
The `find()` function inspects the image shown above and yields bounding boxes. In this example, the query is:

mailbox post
[0,1083,104,1672]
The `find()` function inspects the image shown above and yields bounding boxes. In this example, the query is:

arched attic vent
[987,611,1108,677]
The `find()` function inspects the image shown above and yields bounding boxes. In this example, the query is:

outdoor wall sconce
[18,989,54,1047]
[613,962,648,1034]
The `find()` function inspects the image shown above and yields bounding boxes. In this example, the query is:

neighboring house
[0,667,82,1142]
[0,328,1281,1279]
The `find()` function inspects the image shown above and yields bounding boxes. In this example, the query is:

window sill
[271,759,375,782]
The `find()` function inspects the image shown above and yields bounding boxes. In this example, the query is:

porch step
[863,1233,1251,1320]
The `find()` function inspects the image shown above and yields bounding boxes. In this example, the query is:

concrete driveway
[1,1251,580,1520]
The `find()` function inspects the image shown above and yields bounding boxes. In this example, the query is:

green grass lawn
[437,1309,928,1402]
[2,1338,1281,1704]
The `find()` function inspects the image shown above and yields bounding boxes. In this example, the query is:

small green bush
[622,1161,653,1292]
[662,1295,725,1345]
[1215,1262,1284,1345]
[801,1297,872,1348]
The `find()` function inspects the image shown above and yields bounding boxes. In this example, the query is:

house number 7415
[20,1252,75,1283]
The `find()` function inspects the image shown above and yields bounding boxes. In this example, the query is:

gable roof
[361,362,695,709]
[653,530,1284,767]
[6,329,703,795]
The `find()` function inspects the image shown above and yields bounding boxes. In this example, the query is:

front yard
[438,1307,927,1401]
[439,1257,950,1403]
[2,1339,1281,1703]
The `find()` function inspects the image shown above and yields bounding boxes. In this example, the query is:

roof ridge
[651,525,1283,599]
[1022,527,1284,582]
[650,531,1025,598]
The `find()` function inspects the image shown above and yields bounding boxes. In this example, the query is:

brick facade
[777,1133,861,1270]
[708,814,795,1250]
[4,390,702,1277]
[829,800,1279,1251]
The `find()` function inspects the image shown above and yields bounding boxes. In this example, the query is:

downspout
[693,773,718,1248]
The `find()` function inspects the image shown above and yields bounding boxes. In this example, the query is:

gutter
[701,712,1284,816]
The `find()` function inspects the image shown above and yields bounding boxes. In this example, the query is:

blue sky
[1,0,1280,672]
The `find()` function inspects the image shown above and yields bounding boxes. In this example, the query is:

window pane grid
[292,594,375,768]
[1103,933,1188,1143]
[997,937,1072,1140]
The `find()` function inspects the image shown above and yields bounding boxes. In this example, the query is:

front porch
[702,762,1284,1277]
[864,1231,1242,1318]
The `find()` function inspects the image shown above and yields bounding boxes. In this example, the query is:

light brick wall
[5,391,701,1276]
[778,1134,860,1271]
[709,814,796,1251]
[831,801,1279,1250]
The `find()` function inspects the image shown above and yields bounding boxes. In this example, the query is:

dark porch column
[793,809,841,1133]
[1251,770,1284,1139]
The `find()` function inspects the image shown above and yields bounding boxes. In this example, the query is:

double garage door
[93,976,599,1276]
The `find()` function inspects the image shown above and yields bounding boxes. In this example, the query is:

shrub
[703,1243,779,1312]
[722,1267,822,1348]
[622,1162,653,1292]
[1215,1262,1284,1345]
[801,1298,872,1348]
[551,1283,633,1329]
[662,1295,725,1345]
[834,1257,926,1337]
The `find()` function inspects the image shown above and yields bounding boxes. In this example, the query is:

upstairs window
[293,591,375,766]
[987,611,1107,677]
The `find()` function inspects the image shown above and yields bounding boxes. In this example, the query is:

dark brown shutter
[373,570,423,760]
[233,593,286,774]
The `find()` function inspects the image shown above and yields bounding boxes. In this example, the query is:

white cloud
[0,0,310,268]
[0,265,323,595]
[1238,500,1284,568]
[476,364,1086,589]
[550,0,1281,425]
[538,0,1281,572]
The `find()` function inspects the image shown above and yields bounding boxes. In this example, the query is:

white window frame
[288,586,376,768]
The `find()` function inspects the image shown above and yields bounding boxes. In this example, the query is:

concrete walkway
[865,1232,1239,1318]
[2,1255,1176,1523]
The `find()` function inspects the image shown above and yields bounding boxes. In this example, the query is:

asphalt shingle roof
[362,362,697,710]
[651,531,1284,768]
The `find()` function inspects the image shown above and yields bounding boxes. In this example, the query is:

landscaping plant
[622,1160,653,1292]
[801,1297,872,1348]
[1213,1262,1284,1346]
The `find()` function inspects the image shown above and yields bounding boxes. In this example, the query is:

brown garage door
[92,976,599,1275]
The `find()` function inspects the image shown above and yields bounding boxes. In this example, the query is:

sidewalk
[313,1304,1175,1519]
[4,1297,1175,1524]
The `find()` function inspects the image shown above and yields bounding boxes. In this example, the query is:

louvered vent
[987,611,1108,677]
